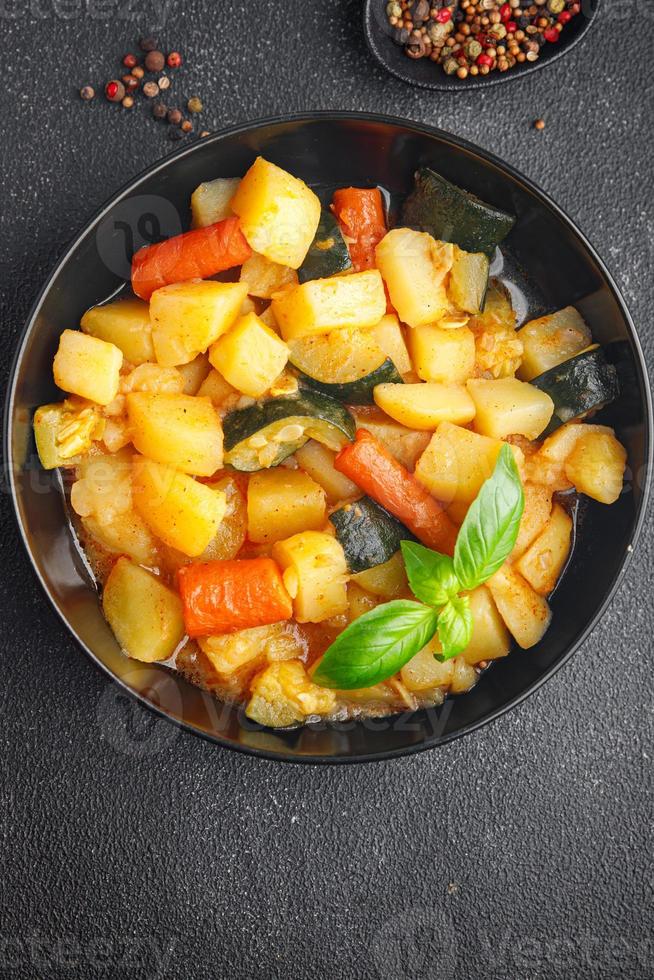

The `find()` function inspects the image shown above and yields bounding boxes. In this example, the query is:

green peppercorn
[443,56,459,75]
[547,0,565,12]
[490,22,507,39]
[464,38,482,59]
[187,96,203,114]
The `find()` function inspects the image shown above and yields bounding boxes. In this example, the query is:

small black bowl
[364,0,600,91]
[5,112,651,763]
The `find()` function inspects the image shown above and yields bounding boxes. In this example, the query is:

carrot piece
[332,188,388,273]
[178,557,293,637]
[131,217,252,301]
[334,429,458,555]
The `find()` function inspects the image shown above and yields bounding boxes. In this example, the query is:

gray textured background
[1,2,652,978]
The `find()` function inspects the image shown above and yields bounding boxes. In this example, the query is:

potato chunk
[53,329,122,406]
[487,564,551,649]
[239,252,297,299]
[81,297,154,365]
[126,392,223,476]
[209,312,289,397]
[351,552,407,599]
[400,638,454,694]
[272,270,387,340]
[199,622,301,679]
[374,382,476,430]
[510,483,553,561]
[373,314,412,376]
[375,229,453,327]
[132,456,226,557]
[351,411,431,471]
[245,660,336,727]
[149,280,248,366]
[466,377,554,441]
[515,503,573,595]
[103,557,184,663]
[408,323,476,384]
[191,176,240,228]
[272,531,348,623]
[295,441,360,503]
[230,156,321,268]
[247,469,326,544]
[564,430,627,504]
[518,306,591,382]
[460,586,511,665]
[197,368,239,408]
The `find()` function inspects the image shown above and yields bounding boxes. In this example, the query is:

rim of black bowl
[5,110,652,765]
[364,0,601,91]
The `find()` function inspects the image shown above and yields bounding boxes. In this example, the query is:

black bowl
[5,112,651,763]
[364,0,600,91]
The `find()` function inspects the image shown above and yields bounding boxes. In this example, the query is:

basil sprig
[314,445,524,690]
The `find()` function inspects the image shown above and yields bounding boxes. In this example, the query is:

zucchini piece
[449,246,490,314]
[223,390,356,471]
[531,348,620,436]
[288,328,402,404]
[298,209,352,284]
[329,497,413,573]
[401,167,515,258]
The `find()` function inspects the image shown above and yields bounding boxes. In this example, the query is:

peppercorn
[139,37,157,52]
[187,96,203,114]
[131,66,145,80]
[456,65,469,78]
[167,51,182,68]
[144,50,165,72]
[79,85,95,101]
[167,107,183,125]
[105,80,125,103]
[200,130,210,138]
[443,56,458,74]
[543,25,559,41]
[142,81,159,98]
[121,95,134,109]
[152,101,167,119]
[122,54,138,69]
[158,75,171,90]
[181,119,193,133]
[122,74,139,92]
[547,0,564,11]
[534,118,546,130]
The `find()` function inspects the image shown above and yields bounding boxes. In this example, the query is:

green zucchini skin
[531,348,620,436]
[298,209,352,284]
[401,167,515,258]
[296,358,403,405]
[223,390,356,471]
[329,497,414,573]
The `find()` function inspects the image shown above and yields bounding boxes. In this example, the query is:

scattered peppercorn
[200,130,210,138]
[105,79,125,103]
[122,95,134,109]
[139,37,157,52]
[131,66,145,80]
[167,107,183,125]
[166,51,182,68]
[534,117,546,130]
[142,81,159,98]
[144,50,165,72]
[122,53,138,69]
[187,96,203,114]
[181,119,193,133]
[80,85,95,101]
[152,101,168,120]
[122,74,139,92]
[158,75,171,90]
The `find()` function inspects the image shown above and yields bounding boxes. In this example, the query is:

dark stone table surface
[0,2,652,978]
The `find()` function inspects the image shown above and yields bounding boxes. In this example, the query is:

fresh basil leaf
[453,443,525,591]
[400,540,460,607]
[312,600,439,690]
[436,595,473,662]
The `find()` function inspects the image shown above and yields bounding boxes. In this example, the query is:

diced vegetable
[530,348,620,435]
[373,314,412,376]
[176,354,211,395]
[230,156,321,268]
[272,531,349,623]
[53,329,122,406]
[450,657,478,694]
[247,469,326,544]
[191,176,240,228]
[334,429,458,554]
[518,306,592,381]
[126,392,223,476]
[120,363,184,395]
[468,281,522,379]
[298,208,352,283]
[524,422,614,490]
[466,377,554,440]
[33,400,104,469]
[239,251,298,299]
[460,585,511,665]
[245,660,336,728]
[329,497,411,573]
[288,327,402,404]
[407,323,476,384]
[272,269,387,340]
[401,638,455,693]
[81,297,154,365]
[132,456,226,557]
[448,246,490,314]
[487,563,552,649]
[197,368,238,408]
[294,440,360,503]
[374,382,476,430]
[209,312,289,398]
[102,557,184,663]
[199,622,301,678]
[515,503,573,595]
[375,228,452,327]
[352,410,432,471]
[198,475,247,562]
[131,217,252,301]
[332,186,387,272]
[414,421,523,507]
[510,483,553,561]
[351,551,408,599]
[223,391,355,471]
[346,582,380,622]
[564,430,627,504]
[401,167,515,257]
[178,557,293,637]
[149,280,248,367]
